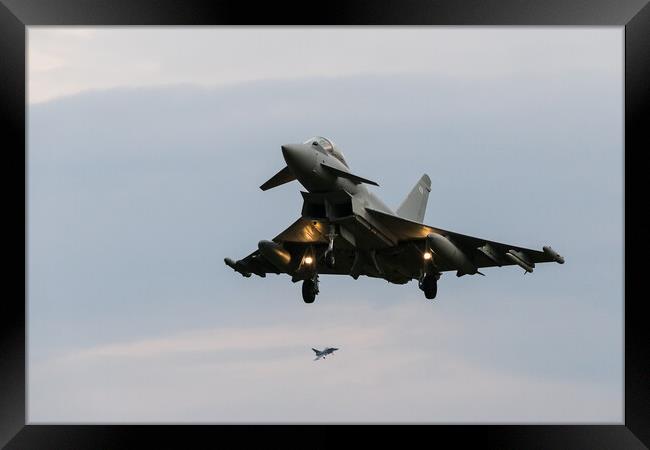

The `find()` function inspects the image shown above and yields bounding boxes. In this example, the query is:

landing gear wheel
[421,275,437,300]
[325,250,336,269]
[302,279,318,303]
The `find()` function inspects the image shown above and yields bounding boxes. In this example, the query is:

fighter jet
[225,136,565,303]
[312,347,338,360]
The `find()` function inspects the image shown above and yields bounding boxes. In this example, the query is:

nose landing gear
[324,225,337,269]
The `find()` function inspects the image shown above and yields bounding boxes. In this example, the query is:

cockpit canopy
[303,136,349,168]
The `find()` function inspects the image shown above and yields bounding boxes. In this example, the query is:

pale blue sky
[28,27,623,422]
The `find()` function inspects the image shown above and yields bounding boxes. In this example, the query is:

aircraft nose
[281,144,315,174]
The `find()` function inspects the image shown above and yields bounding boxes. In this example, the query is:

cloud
[29,301,621,423]
[27,42,622,422]
[29,50,65,72]
[28,27,622,103]
[65,314,389,360]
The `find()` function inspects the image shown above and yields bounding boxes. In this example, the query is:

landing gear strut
[325,251,335,269]
[324,225,336,269]
[302,275,319,303]
[419,273,439,300]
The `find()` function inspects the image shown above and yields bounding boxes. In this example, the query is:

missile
[543,246,565,264]
[505,250,534,273]
[427,233,478,275]
[258,240,292,271]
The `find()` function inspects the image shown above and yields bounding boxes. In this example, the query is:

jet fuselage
[281,142,394,216]
[225,136,565,303]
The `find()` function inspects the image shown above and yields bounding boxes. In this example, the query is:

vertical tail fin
[396,174,431,223]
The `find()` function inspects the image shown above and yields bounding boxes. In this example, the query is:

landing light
[423,251,432,261]
[304,256,313,265]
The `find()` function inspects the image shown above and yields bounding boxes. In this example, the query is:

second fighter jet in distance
[312,347,339,361]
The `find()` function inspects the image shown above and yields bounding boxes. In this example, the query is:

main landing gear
[419,273,439,300]
[311,225,336,302]
[302,224,337,303]
[325,251,335,269]
[302,275,319,303]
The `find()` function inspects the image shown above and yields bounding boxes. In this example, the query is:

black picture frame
[1,1,648,448]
